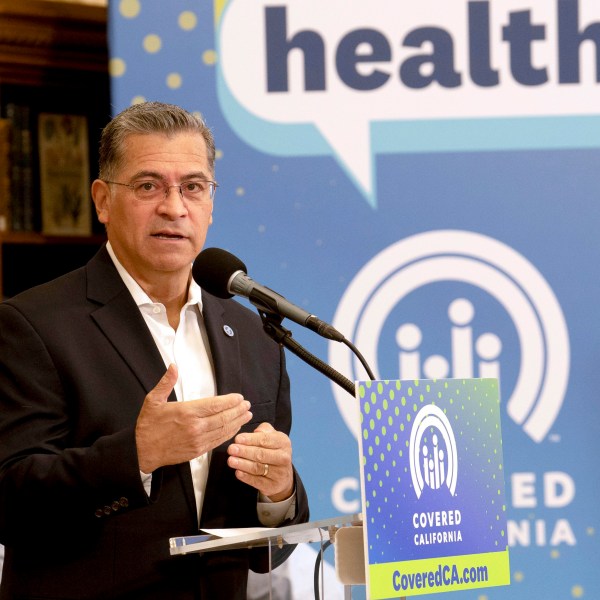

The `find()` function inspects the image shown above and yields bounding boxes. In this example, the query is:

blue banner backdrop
[108,1,599,598]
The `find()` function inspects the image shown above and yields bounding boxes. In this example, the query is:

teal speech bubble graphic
[216,0,600,207]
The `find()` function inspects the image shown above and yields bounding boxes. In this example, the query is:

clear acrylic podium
[169,513,374,599]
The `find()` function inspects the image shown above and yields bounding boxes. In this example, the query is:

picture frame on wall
[38,113,91,236]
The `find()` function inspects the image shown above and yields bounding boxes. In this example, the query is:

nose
[158,185,188,217]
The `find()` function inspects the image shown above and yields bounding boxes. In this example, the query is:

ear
[91,179,111,225]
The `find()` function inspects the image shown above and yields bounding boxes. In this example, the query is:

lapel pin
[223,325,234,337]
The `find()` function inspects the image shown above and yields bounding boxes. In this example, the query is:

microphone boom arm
[258,310,356,397]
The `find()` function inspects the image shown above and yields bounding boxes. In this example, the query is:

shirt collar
[105,241,203,311]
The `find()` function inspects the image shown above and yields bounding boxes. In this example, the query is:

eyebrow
[129,170,212,181]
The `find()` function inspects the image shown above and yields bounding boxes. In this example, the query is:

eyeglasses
[103,179,218,202]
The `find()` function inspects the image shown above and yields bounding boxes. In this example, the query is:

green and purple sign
[357,378,510,597]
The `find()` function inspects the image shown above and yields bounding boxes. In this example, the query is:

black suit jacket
[0,246,309,599]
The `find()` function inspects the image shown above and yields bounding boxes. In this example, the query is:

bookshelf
[0,0,109,297]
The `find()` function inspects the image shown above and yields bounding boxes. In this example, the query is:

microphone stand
[258,310,357,397]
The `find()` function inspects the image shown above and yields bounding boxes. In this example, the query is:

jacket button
[95,509,104,518]
[103,505,112,515]
[119,497,129,508]
[111,501,121,512]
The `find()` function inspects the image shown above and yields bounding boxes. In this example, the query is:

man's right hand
[135,364,252,473]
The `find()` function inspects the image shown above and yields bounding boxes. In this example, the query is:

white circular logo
[410,404,458,499]
[328,230,570,443]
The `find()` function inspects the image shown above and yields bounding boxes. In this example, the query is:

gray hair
[98,101,216,180]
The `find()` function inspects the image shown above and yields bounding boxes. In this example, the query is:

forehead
[119,132,211,177]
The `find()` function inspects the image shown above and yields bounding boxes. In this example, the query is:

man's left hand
[226,423,294,502]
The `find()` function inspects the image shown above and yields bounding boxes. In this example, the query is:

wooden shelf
[0,233,106,298]
[0,231,106,245]
[0,0,108,85]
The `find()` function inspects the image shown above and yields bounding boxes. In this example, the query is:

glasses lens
[133,181,162,201]
[180,181,216,201]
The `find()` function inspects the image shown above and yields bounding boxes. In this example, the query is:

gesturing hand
[226,422,294,502]
[135,364,253,473]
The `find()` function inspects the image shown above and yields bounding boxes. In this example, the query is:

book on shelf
[38,113,91,236]
[5,102,36,233]
[0,118,10,232]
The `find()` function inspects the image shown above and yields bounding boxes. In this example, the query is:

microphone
[192,247,345,342]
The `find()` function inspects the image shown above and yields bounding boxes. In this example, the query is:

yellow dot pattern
[143,34,162,54]
[109,58,126,77]
[203,50,218,66]
[166,73,183,89]
[119,0,141,19]
[179,11,198,30]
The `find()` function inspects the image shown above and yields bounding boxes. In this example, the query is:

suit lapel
[85,246,168,395]
[199,293,248,528]
[201,292,242,395]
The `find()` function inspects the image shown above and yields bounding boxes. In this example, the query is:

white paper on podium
[202,527,270,537]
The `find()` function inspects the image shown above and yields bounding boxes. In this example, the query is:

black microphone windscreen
[192,247,247,299]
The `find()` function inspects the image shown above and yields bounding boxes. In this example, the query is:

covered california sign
[357,379,510,597]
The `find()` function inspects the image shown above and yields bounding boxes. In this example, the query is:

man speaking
[0,101,309,599]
